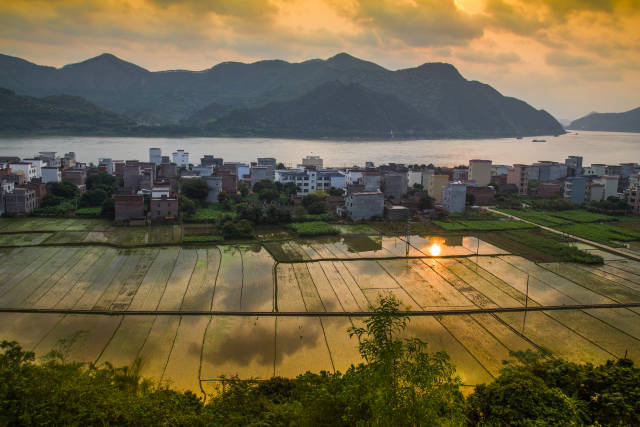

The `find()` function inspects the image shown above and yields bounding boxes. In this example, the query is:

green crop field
[434,220,534,231]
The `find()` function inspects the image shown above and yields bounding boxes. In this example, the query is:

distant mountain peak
[62,53,148,73]
[414,62,463,80]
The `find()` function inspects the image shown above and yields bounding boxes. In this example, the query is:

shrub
[75,207,102,218]
[220,219,255,239]
[289,221,339,236]
[183,235,224,243]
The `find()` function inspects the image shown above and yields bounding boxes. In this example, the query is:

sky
[1,0,639,121]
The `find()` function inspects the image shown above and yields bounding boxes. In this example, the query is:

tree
[282,182,298,196]
[46,182,79,199]
[235,202,261,223]
[101,198,115,219]
[221,219,255,239]
[302,191,328,214]
[258,188,279,203]
[40,194,65,208]
[181,178,209,205]
[327,187,344,196]
[217,190,230,206]
[465,193,475,206]
[252,179,276,193]
[238,182,249,197]
[179,195,197,218]
[276,162,285,170]
[86,172,117,194]
[79,189,108,207]
[418,192,433,210]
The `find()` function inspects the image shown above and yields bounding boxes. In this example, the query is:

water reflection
[429,243,441,257]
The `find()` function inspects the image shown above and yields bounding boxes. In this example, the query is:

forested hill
[0,88,135,134]
[568,107,640,133]
[0,52,564,138]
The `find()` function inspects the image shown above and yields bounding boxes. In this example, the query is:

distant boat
[516,136,523,139]
[532,139,547,142]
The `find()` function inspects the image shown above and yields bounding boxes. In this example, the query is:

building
[98,158,113,174]
[41,167,61,184]
[507,164,529,195]
[192,165,214,177]
[442,182,467,213]
[536,183,563,198]
[172,149,189,167]
[467,186,495,205]
[204,176,223,203]
[530,161,567,182]
[201,155,223,168]
[150,195,178,222]
[9,163,37,181]
[407,170,423,188]
[469,160,492,187]
[383,172,408,199]
[586,182,605,202]
[343,191,384,220]
[276,169,317,195]
[316,170,346,191]
[250,165,272,185]
[592,176,619,200]
[385,205,410,220]
[563,176,587,205]
[628,174,640,215]
[451,168,469,182]
[115,195,146,222]
[301,155,323,169]
[23,159,46,179]
[257,158,277,179]
[584,164,606,177]
[158,163,177,179]
[428,175,449,204]
[149,148,162,166]
[61,169,86,187]
[565,156,583,176]
[122,165,141,192]
[421,168,434,189]
[492,165,509,177]
[151,185,170,198]
[4,188,37,215]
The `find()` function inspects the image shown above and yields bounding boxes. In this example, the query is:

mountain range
[568,107,640,133]
[0,52,564,138]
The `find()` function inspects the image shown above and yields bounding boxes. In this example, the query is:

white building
[151,185,171,198]
[593,175,619,200]
[276,168,317,195]
[192,165,214,177]
[172,149,189,167]
[149,148,162,166]
[584,164,607,177]
[98,158,113,174]
[442,182,467,213]
[41,167,61,184]
[317,170,346,191]
[22,159,46,179]
[407,170,422,188]
[469,159,492,187]
[9,163,37,181]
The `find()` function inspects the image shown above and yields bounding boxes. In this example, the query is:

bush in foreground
[289,221,340,236]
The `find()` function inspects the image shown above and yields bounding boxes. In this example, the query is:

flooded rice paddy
[1,236,640,395]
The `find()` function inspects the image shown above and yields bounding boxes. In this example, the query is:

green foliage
[86,172,117,195]
[182,235,224,243]
[234,202,262,223]
[79,188,108,207]
[301,191,328,215]
[289,221,340,236]
[498,208,570,227]
[558,223,640,246]
[74,207,102,218]
[220,219,255,239]
[258,188,279,203]
[588,197,630,216]
[237,182,249,197]
[187,205,236,223]
[418,192,434,210]
[101,198,115,219]
[529,198,574,211]
[263,204,291,225]
[179,195,197,218]
[40,194,66,208]
[282,182,298,195]
[467,350,640,426]
[32,201,75,217]
[181,178,209,205]
[550,210,616,223]
[46,181,79,199]
[434,220,534,231]
[504,230,603,264]
[327,187,344,196]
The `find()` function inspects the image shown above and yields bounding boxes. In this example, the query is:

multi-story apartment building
[564,176,587,204]
[172,149,189,167]
[507,164,529,195]
[442,182,466,213]
[469,159,492,187]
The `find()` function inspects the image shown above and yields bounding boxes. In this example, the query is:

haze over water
[0,131,637,167]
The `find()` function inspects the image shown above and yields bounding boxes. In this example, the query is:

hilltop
[0,52,564,138]
[568,107,640,133]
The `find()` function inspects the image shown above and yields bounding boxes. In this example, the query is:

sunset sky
[1,0,638,120]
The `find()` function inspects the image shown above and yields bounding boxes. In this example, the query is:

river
[0,131,637,167]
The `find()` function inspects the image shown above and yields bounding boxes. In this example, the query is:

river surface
[0,131,637,167]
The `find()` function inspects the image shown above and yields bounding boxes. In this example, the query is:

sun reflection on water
[429,243,441,257]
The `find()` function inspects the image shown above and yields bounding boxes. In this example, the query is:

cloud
[349,0,485,47]
[456,49,521,64]
[545,51,593,67]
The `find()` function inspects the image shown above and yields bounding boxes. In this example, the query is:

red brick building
[150,195,179,223]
